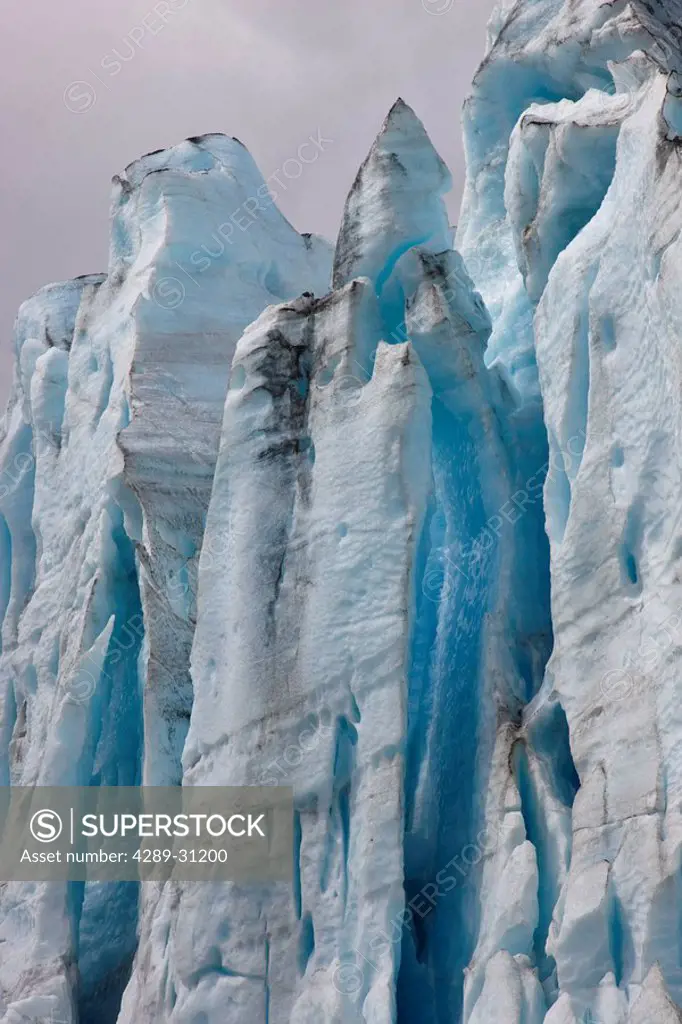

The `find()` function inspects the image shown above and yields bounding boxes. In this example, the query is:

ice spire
[333,98,453,291]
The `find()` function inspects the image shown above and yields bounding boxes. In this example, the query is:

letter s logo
[30,809,63,843]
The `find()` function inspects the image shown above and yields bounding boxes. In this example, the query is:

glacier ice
[0,135,330,1022]
[3,1,682,1022]
[457,2,682,1022]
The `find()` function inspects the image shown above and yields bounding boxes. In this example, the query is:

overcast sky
[0,0,496,410]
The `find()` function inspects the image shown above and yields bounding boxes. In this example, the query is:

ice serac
[118,101,527,1024]
[459,1,682,1022]
[533,60,682,1023]
[0,134,330,1024]
[0,272,141,1024]
[121,283,433,1024]
[333,99,453,298]
[113,134,331,786]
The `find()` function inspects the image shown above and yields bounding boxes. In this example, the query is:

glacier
[2,1,682,1022]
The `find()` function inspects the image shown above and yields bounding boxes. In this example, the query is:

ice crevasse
[2,1,682,1022]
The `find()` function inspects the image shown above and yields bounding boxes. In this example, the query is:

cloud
[0,0,495,411]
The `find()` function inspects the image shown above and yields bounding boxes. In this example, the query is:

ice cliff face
[457,2,682,1022]
[2,2,682,1022]
[0,137,330,1023]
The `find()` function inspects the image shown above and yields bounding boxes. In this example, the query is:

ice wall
[459,2,682,1022]
[0,272,142,1024]
[117,100,529,1024]
[0,136,330,1024]
[114,135,331,788]
[3,1,682,1021]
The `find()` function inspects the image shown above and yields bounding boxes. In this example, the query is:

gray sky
[0,0,495,410]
